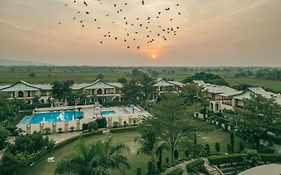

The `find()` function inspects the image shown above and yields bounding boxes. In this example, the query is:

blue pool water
[100,110,115,116]
[28,111,83,124]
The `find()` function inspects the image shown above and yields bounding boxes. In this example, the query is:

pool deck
[17,105,150,134]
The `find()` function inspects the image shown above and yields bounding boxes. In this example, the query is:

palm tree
[135,126,157,158]
[55,138,130,175]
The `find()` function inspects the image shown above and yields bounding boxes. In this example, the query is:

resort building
[153,78,185,95]
[194,80,281,112]
[0,81,52,104]
[0,79,122,104]
[74,79,122,103]
[194,80,242,112]
[232,87,281,107]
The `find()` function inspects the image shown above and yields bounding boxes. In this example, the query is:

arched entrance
[97,89,103,95]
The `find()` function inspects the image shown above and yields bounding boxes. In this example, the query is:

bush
[239,142,245,152]
[147,160,157,175]
[88,121,98,131]
[82,123,88,132]
[205,144,211,156]
[69,126,75,132]
[186,159,205,173]
[242,149,262,169]
[208,153,243,165]
[166,168,183,175]
[110,126,138,133]
[136,167,142,175]
[57,128,63,133]
[260,154,281,163]
[215,142,221,153]
[96,118,107,128]
[227,144,232,153]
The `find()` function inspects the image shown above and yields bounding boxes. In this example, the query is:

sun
[151,54,157,59]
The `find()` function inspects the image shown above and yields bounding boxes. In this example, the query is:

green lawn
[20,126,245,175]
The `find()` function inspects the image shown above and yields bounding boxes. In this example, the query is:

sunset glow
[0,0,280,66]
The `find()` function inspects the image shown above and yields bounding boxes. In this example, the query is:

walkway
[161,160,194,175]
[204,158,224,175]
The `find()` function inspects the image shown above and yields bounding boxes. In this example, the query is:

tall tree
[146,93,193,164]
[51,80,74,101]
[235,95,281,151]
[55,138,130,175]
[139,74,155,100]
[121,80,143,105]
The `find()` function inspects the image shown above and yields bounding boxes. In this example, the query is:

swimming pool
[100,110,116,116]
[28,111,83,124]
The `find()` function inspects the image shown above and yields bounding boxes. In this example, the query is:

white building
[194,80,281,112]
[153,78,185,95]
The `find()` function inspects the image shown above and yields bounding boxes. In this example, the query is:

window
[18,91,24,97]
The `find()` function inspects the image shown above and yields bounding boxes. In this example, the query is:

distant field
[0,67,280,92]
[225,78,281,92]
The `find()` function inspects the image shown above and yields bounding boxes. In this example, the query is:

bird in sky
[59,0,182,50]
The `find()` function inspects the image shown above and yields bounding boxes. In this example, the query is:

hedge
[166,168,184,175]
[208,153,243,165]
[260,154,281,163]
[186,159,205,173]
[110,126,138,133]
[208,153,281,165]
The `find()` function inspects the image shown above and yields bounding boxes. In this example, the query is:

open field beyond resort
[1,67,281,92]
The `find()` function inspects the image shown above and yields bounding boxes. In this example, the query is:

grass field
[20,126,244,175]
[0,67,280,92]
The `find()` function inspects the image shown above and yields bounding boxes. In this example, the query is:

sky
[0,0,280,67]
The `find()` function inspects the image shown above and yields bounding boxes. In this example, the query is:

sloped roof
[248,87,276,99]
[1,80,41,91]
[33,84,52,90]
[153,78,184,87]
[194,80,242,97]
[0,85,10,90]
[82,79,117,89]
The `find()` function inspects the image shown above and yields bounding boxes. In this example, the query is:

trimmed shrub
[205,144,211,156]
[239,142,245,152]
[215,142,221,153]
[260,154,281,163]
[88,121,98,131]
[110,126,138,133]
[69,126,75,132]
[227,144,232,153]
[166,168,183,175]
[136,167,142,175]
[96,118,107,128]
[82,123,88,132]
[147,160,157,175]
[186,159,205,173]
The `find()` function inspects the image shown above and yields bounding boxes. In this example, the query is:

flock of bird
[60,0,183,50]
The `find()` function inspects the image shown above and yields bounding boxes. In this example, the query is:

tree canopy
[235,95,281,151]
[55,138,130,175]
[51,80,74,101]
